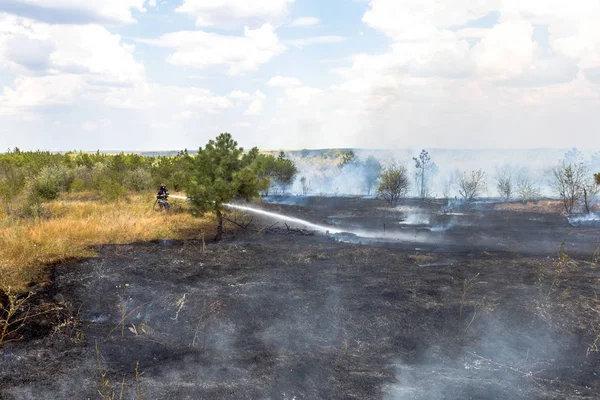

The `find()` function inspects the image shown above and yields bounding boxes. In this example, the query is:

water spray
[167,195,430,243]
[223,203,344,234]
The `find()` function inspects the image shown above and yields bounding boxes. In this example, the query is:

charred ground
[1,197,600,399]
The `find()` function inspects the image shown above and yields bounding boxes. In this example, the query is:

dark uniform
[157,185,169,200]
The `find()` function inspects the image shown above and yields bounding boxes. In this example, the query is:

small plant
[96,344,145,399]
[537,238,578,301]
[0,288,61,347]
[192,299,225,349]
[135,361,145,400]
[172,293,187,321]
[458,273,481,334]
[111,293,144,338]
[96,343,125,400]
[52,302,85,342]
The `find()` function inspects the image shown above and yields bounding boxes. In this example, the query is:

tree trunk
[215,209,223,241]
[583,187,590,214]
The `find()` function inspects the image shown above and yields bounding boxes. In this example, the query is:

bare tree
[516,176,541,203]
[551,162,587,213]
[458,169,487,201]
[363,156,382,195]
[377,164,410,206]
[441,170,460,199]
[582,178,599,214]
[413,150,436,199]
[300,176,311,196]
[495,165,513,201]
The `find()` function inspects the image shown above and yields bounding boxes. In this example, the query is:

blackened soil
[1,198,600,400]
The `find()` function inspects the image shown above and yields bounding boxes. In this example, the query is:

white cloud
[471,20,538,80]
[233,121,252,127]
[267,76,302,88]
[228,90,267,115]
[183,88,233,111]
[244,90,266,115]
[176,0,295,27]
[288,17,320,28]
[0,74,85,115]
[0,14,148,115]
[173,110,198,120]
[0,0,147,24]
[142,24,285,75]
[0,15,145,84]
[455,28,492,39]
[287,35,345,48]
[584,67,600,84]
[362,0,499,41]
[257,0,600,149]
[82,121,98,131]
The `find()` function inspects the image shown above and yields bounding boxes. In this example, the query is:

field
[0,193,213,291]
[1,197,600,399]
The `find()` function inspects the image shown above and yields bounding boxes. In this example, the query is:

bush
[33,165,71,201]
[99,179,127,201]
[91,162,110,190]
[70,166,95,191]
[124,167,153,192]
[69,178,86,193]
[8,182,50,219]
[377,164,410,206]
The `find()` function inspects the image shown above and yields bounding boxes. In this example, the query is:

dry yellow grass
[494,200,564,213]
[0,193,214,291]
[408,253,436,264]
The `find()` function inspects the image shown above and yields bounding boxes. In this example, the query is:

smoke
[382,310,579,399]
[282,148,599,198]
[567,213,600,227]
[399,213,430,226]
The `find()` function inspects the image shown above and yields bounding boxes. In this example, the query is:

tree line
[0,137,296,222]
[2,136,598,232]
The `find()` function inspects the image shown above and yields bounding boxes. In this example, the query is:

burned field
[2,198,600,399]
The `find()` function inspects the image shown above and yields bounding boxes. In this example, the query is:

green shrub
[124,167,153,192]
[70,166,95,191]
[91,162,110,190]
[99,179,127,201]
[69,178,86,193]
[33,165,71,201]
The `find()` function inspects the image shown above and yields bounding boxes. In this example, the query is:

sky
[0,0,599,151]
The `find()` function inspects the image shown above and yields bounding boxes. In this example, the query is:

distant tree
[582,179,599,214]
[363,156,382,195]
[516,176,541,203]
[186,133,268,240]
[441,170,460,199]
[563,147,585,164]
[551,162,587,213]
[458,169,486,201]
[377,164,410,206]
[413,150,435,199]
[256,151,298,195]
[338,150,358,168]
[595,173,600,186]
[300,176,311,196]
[495,165,514,201]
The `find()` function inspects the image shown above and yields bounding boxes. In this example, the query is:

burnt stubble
[1,197,599,399]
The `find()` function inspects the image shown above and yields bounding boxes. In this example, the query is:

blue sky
[0,0,599,151]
